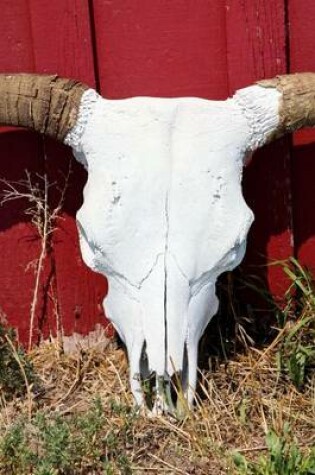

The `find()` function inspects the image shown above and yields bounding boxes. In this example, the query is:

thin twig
[1,161,71,349]
[149,453,191,475]
[29,174,48,349]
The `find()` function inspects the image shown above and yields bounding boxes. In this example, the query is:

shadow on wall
[290,141,315,267]
[200,137,315,366]
[0,130,85,229]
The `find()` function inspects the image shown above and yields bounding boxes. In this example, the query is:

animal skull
[0,73,314,412]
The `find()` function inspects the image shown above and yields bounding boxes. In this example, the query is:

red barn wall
[0,1,314,344]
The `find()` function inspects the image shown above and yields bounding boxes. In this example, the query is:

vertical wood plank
[0,0,109,344]
[226,1,287,91]
[0,0,35,72]
[27,0,96,86]
[92,0,229,99]
[0,0,42,343]
[226,0,293,299]
[27,0,109,339]
[287,0,315,274]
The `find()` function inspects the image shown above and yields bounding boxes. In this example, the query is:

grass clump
[0,398,136,475]
[0,319,38,400]
[233,423,315,474]
[276,259,315,390]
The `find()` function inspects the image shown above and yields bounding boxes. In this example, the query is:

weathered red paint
[226,0,293,299]
[0,1,314,344]
[93,0,229,99]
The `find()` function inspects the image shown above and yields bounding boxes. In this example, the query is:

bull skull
[0,73,314,413]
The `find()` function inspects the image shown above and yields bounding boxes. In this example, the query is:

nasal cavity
[140,341,190,412]
[170,342,189,406]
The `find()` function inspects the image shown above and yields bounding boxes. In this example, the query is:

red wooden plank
[92,0,229,99]
[288,0,315,274]
[225,1,287,91]
[0,1,42,344]
[226,0,293,300]
[27,0,96,86]
[0,0,35,73]
[27,0,110,340]
[0,1,109,344]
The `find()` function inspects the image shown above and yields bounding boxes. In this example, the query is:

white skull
[65,85,281,412]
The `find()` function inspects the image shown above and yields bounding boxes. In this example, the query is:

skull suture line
[0,73,314,413]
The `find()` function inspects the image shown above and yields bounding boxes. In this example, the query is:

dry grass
[0,260,314,474]
[0,327,313,472]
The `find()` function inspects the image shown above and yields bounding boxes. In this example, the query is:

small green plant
[233,424,315,475]
[276,258,315,390]
[0,320,37,399]
[0,397,136,474]
[0,421,35,474]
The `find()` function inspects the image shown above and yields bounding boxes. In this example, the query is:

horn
[0,74,89,142]
[257,72,315,140]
